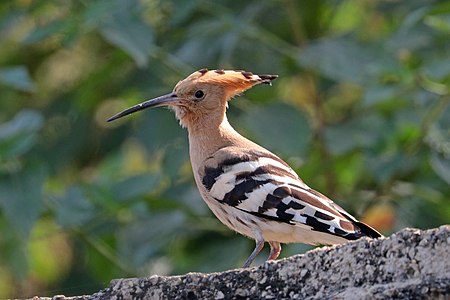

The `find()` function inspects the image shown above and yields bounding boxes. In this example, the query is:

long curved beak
[107,93,181,122]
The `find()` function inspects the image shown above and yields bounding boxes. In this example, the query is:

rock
[32,226,450,300]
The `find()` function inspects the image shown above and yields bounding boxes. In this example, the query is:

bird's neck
[187,114,255,168]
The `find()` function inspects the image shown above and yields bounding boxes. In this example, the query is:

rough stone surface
[33,226,449,300]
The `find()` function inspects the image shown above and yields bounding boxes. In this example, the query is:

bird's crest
[176,69,278,97]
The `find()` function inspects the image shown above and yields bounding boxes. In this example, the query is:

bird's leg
[242,239,265,268]
[267,241,281,261]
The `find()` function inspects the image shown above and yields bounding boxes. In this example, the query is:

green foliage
[0,0,449,297]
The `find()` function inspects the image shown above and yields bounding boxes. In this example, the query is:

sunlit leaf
[28,220,73,284]
[424,14,450,33]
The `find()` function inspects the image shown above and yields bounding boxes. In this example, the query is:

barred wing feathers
[201,148,381,242]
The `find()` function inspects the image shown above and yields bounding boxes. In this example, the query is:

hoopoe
[108,69,382,268]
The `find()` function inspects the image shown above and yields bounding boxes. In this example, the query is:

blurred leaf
[174,16,235,65]
[95,0,154,67]
[0,66,36,92]
[387,7,435,52]
[325,114,385,155]
[171,234,248,273]
[0,165,46,237]
[298,37,378,84]
[424,14,450,33]
[22,20,67,44]
[111,173,161,202]
[0,9,23,39]
[421,58,450,80]
[0,218,29,280]
[117,211,186,270]
[430,153,450,185]
[0,109,44,161]
[136,109,186,154]
[400,6,430,32]
[362,85,400,106]
[425,107,450,177]
[28,220,73,284]
[242,103,311,157]
[366,153,413,183]
[169,1,202,26]
[54,186,96,228]
[396,193,449,230]
[162,147,190,179]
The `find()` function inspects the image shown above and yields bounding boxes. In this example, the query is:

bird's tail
[354,221,384,239]
[342,220,383,241]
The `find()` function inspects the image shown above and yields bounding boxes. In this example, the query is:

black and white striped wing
[202,149,381,240]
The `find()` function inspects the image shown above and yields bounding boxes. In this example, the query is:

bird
[107,69,383,268]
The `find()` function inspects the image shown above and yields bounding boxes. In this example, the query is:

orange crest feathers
[181,69,278,97]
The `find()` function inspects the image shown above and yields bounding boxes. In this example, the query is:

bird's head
[107,69,278,128]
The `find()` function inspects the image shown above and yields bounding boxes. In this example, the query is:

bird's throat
[187,117,240,166]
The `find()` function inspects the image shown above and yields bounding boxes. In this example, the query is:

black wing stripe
[235,207,293,224]
[202,150,295,192]
[203,166,223,191]
[236,165,299,181]
[314,211,335,221]
[287,185,345,218]
[222,179,273,206]
[203,150,382,240]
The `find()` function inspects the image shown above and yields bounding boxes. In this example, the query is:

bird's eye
[194,90,205,99]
